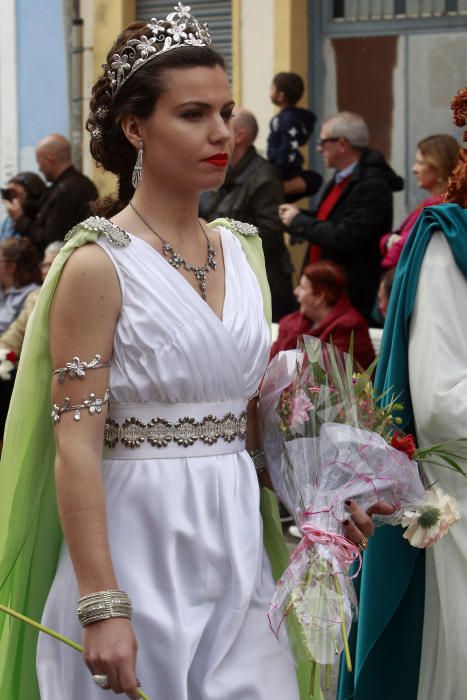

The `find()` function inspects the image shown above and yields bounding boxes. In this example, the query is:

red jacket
[271,294,375,369]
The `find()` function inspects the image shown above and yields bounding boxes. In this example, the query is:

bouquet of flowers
[259,336,465,670]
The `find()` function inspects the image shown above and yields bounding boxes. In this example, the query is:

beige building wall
[238,0,275,154]
[236,0,309,157]
[81,0,136,195]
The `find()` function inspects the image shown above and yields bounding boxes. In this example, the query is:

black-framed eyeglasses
[317,137,340,147]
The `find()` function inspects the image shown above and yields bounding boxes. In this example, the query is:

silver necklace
[129,200,216,301]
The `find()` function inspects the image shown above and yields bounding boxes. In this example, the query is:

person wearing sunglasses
[279,111,404,321]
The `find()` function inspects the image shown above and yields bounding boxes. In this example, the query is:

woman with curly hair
[338,87,467,700]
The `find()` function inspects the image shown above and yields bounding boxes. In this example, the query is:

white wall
[406,31,466,210]
[0,0,18,187]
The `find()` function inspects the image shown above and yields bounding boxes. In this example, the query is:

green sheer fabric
[0,218,319,700]
[210,218,273,325]
[0,226,100,699]
[214,218,322,699]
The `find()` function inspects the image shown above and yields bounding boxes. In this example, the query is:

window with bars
[332,0,467,21]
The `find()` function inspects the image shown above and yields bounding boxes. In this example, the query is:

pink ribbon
[291,522,362,576]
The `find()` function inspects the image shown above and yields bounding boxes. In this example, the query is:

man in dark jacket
[279,112,404,320]
[200,108,295,321]
[9,134,98,252]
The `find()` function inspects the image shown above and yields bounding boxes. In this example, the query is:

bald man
[11,134,97,251]
[200,108,296,321]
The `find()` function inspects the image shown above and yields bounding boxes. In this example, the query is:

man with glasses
[279,111,403,321]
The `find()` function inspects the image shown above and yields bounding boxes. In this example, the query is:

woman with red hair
[271,259,375,368]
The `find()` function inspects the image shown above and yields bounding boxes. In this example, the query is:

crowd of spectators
[1,98,461,446]
[0,134,97,444]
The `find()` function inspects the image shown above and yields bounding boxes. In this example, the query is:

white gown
[409,233,467,700]
[36,223,300,700]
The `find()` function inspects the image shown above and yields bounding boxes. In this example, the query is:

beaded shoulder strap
[218,218,259,237]
[65,216,131,247]
[208,217,272,326]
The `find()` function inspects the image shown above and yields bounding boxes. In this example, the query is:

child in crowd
[267,72,322,202]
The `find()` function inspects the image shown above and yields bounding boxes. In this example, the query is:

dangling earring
[132,140,143,189]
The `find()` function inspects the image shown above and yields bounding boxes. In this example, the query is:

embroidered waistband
[103,399,248,460]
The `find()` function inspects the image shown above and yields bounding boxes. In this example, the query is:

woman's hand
[4,198,23,222]
[84,618,139,698]
[278,204,300,227]
[342,500,395,549]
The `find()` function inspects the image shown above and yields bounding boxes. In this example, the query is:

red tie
[308,175,350,264]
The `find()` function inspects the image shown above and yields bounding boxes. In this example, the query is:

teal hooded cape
[0,216,321,700]
[337,203,467,699]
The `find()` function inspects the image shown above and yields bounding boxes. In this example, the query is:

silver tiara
[106,3,212,100]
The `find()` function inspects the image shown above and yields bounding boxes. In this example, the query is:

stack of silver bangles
[77,589,132,627]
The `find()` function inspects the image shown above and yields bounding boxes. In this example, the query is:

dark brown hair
[303,261,347,307]
[86,21,226,216]
[8,172,47,201]
[272,72,304,105]
[444,87,467,208]
[0,238,42,287]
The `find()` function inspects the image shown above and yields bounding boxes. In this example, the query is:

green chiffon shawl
[0,217,320,700]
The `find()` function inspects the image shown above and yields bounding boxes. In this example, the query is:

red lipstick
[203,153,228,167]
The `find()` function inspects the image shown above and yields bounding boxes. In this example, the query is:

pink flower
[290,391,312,430]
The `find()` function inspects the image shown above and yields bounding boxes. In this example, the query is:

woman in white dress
[30,8,387,699]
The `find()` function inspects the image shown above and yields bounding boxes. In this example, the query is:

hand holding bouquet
[259,337,465,669]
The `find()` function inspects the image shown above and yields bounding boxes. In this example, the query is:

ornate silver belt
[102,400,248,460]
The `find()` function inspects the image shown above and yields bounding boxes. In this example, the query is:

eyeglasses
[317,137,340,147]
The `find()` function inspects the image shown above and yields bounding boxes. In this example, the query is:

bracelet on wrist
[77,589,132,628]
[248,448,267,474]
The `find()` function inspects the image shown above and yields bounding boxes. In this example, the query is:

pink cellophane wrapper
[258,342,426,665]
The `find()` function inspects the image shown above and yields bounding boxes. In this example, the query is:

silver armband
[51,388,111,425]
[52,354,110,383]
[77,589,132,627]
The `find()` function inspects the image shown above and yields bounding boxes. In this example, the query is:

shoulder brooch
[65,216,131,247]
[224,219,259,237]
